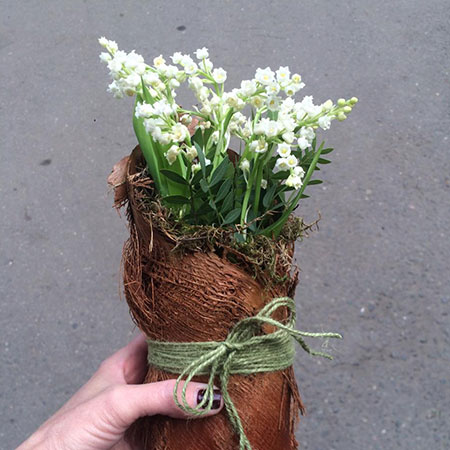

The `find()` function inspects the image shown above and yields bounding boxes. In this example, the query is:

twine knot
[147,297,342,450]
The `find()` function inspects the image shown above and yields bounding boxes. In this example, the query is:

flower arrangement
[100,37,357,450]
[99,37,357,239]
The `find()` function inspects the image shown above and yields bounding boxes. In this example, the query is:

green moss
[129,169,319,287]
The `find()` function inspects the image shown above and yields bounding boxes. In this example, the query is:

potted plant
[100,37,357,449]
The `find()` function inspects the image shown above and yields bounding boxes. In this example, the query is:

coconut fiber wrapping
[109,146,306,450]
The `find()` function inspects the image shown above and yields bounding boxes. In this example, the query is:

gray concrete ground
[1,1,449,449]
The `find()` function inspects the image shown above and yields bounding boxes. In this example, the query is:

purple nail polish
[197,388,221,410]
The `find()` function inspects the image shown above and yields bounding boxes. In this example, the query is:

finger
[96,380,223,434]
[56,333,148,416]
[100,333,148,384]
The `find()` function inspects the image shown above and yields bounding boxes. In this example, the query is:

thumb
[97,379,223,433]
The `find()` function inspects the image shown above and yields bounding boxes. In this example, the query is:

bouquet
[101,37,357,450]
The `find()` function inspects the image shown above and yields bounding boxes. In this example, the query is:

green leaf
[210,158,230,187]
[308,179,323,185]
[191,169,204,186]
[163,195,190,205]
[200,178,209,193]
[140,77,153,104]
[216,178,232,203]
[195,201,214,216]
[272,170,290,180]
[160,169,189,186]
[317,158,331,164]
[321,147,334,155]
[263,184,277,209]
[193,141,206,176]
[221,190,234,213]
[222,208,241,225]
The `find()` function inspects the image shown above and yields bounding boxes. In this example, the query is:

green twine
[146,297,342,450]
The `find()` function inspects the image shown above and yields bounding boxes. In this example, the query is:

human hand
[18,333,223,450]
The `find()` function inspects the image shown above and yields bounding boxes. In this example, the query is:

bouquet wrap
[110,146,305,449]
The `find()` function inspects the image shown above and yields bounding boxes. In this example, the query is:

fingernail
[197,388,222,410]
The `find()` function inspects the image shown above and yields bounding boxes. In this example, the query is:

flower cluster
[99,37,357,236]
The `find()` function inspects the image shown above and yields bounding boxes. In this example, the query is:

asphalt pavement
[1,1,449,449]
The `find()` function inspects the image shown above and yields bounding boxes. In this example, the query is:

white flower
[151,127,172,145]
[265,120,280,138]
[241,120,252,138]
[169,79,180,89]
[282,131,295,144]
[275,158,290,171]
[279,115,296,132]
[135,102,154,119]
[160,64,179,78]
[153,99,174,116]
[192,163,201,173]
[143,71,160,86]
[124,50,145,70]
[286,155,298,168]
[239,158,250,172]
[250,138,268,153]
[254,118,269,135]
[261,179,268,189]
[99,52,112,63]
[197,86,210,102]
[322,99,333,111]
[203,59,213,71]
[291,73,302,84]
[297,95,321,117]
[212,68,227,83]
[204,158,212,166]
[266,96,280,112]
[184,145,198,161]
[195,47,209,59]
[107,80,123,98]
[224,91,245,110]
[165,145,180,165]
[276,66,290,84]
[266,82,280,96]
[277,143,291,157]
[211,130,220,144]
[297,136,310,150]
[250,96,264,109]
[144,118,163,133]
[285,174,303,189]
[189,76,203,91]
[318,115,331,130]
[107,51,127,76]
[99,37,118,53]
[255,67,275,85]
[184,61,198,75]
[153,55,166,67]
[293,166,305,177]
[171,52,184,64]
[285,82,305,96]
[299,126,315,142]
[281,97,295,113]
[171,123,189,142]
[122,73,141,95]
[240,79,257,96]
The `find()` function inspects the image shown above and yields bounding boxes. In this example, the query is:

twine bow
[147,297,342,450]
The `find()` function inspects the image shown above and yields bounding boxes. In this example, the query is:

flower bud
[349,97,359,105]
[343,105,352,113]
[337,98,346,106]
[337,112,347,121]
[322,99,333,111]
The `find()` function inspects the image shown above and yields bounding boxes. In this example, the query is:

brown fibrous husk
[109,146,316,449]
